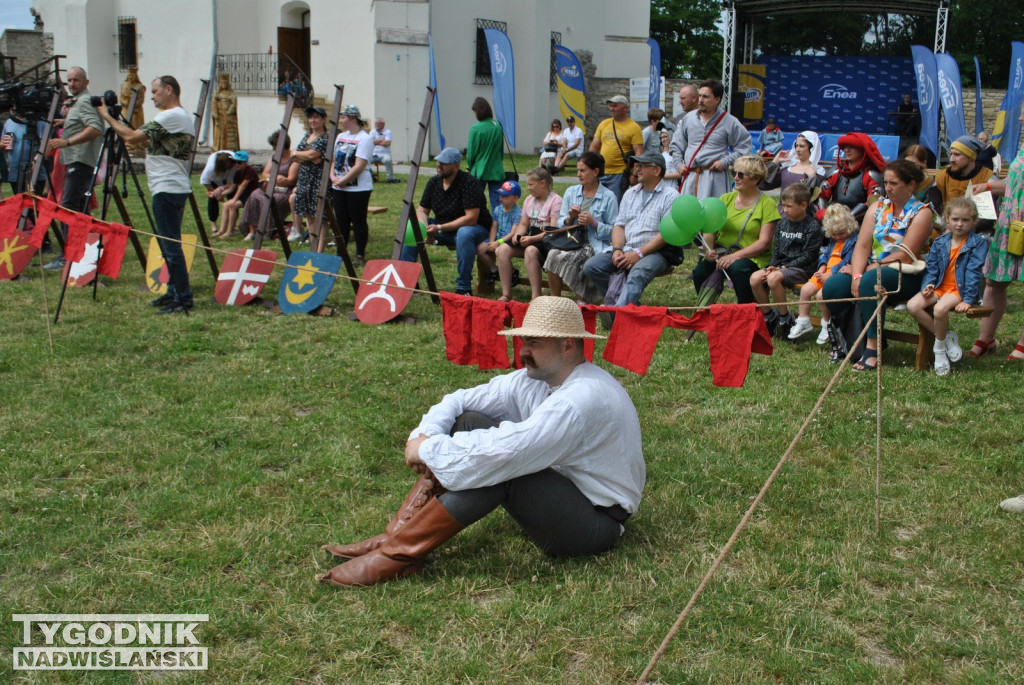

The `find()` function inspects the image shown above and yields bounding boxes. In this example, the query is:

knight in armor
[815,132,886,222]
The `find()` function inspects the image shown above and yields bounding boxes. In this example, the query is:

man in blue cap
[402,147,492,295]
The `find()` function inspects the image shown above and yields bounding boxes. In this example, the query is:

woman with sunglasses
[692,155,780,304]
[538,119,564,173]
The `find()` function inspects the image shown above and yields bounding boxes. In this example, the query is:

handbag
[543,143,560,153]
[543,224,588,251]
[1008,220,1024,257]
[886,242,927,274]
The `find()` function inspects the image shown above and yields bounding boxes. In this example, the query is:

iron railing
[215,52,313,109]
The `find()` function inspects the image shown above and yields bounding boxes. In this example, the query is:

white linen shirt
[409,362,645,513]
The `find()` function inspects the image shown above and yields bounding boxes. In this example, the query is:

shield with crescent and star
[215,249,277,306]
[0,229,38,280]
[145,235,198,294]
[276,250,342,314]
[355,259,422,323]
[61,232,103,287]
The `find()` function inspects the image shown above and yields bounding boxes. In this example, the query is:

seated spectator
[495,167,563,301]
[400,147,492,296]
[553,116,584,173]
[241,131,298,241]
[539,119,564,174]
[769,130,825,193]
[544,151,619,303]
[370,117,399,183]
[214,151,259,239]
[815,132,885,222]
[759,117,785,156]
[749,184,822,337]
[907,197,988,376]
[583,151,680,307]
[903,144,943,213]
[788,204,859,346]
[200,150,235,236]
[479,179,523,285]
[692,155,780,305]
[642,108,670,156]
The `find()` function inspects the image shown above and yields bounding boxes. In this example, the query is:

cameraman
[97,75,196,314]
[43,66,103,270]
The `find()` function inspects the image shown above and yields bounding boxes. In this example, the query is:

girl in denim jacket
[907,197,989,376]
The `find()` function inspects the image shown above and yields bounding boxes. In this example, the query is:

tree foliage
[649,0,724,79]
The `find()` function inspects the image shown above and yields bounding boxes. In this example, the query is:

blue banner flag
[554,45,587,135]
[429,33,444,149]
[992,41,1024,160]
[911,45,940,158]
[935,53,967,144]
[974,56,984,135]
[277,251,342,315]
[483,27,516,148]
[647,39,661,112]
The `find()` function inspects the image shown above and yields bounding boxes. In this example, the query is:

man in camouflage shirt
[99,75,196,313]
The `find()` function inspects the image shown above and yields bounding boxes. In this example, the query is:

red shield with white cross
[215,249,278,306]
[355,259,422,323]
[62,232,102,287]
[0,229,38,280]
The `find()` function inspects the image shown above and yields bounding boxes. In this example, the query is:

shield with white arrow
[354,259,422,323]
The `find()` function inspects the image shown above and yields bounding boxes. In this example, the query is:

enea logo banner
[759,55,917,133]
[12,614,209,671]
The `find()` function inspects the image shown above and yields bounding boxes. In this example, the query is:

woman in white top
[329,104,375,264]
[539,119,565,170]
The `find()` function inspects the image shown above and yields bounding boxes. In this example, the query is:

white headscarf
[782,130,826,177]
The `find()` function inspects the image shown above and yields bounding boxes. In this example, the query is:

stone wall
[963,88,1007,137]
[0,29,55,81]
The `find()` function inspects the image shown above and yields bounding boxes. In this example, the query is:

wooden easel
[182,79,219,279]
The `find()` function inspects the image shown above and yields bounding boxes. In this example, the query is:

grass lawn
[2,170,1024,684]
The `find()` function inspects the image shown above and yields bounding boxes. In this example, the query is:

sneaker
[933,349,950,376]
[455,289,472,296]
[776,313,795,339]
[788,317,814,340]
[945,330,962,363]
[43,257,66,271]
[354,255,365,268]
[999,495,1024,513]
[243,232,254,241]
[149,293,175,308]
[386,177,400,184]
[287,228,303,242]
[763,310,779,337]
[816,325,830,345]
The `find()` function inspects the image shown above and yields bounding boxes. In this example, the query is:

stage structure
[721,0,949,112]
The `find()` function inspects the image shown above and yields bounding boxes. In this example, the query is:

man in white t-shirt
[370,117,398,183]
[553,115,584,172]
[99,75,196,314]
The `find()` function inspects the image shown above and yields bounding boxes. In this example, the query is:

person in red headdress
[815,132,886,222]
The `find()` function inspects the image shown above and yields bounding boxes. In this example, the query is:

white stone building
[31,0,652,161]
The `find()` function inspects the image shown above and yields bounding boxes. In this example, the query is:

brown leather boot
[321,472,445,559]
[316,497,464,587]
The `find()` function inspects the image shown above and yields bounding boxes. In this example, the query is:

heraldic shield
[355,259,422,323]
[62,232,103,287]
[277,250,342,314]
[215,249,277,306]
[0,229,38,280]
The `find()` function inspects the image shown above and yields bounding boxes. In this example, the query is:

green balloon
[670,194,705,234]
[658,213,688,246]
[701,196,728,233]
[404,219,427,246]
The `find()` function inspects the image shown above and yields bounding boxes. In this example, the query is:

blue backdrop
[758,56,917,134]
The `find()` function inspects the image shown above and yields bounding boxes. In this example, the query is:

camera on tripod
[89,89,122,118]
[0,81,60,119]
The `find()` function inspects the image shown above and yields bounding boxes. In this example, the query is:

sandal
[852,348,878,372]
[968,338,998,358]
[1007,344,1024,361]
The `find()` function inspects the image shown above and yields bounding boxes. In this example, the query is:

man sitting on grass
[318,296,645,588]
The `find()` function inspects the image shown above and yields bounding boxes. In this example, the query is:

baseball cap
[231,150,249,162]
[496,180,521,197]
[434,147,463,165]
[341,104,365,123]
[627,151,666,170]
[606,95,628,106]
[566,116,575,122]
[305,105,327,117]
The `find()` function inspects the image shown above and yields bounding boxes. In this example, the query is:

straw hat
[497,296,605,339]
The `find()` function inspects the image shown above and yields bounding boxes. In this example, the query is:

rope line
[636,291,890,684]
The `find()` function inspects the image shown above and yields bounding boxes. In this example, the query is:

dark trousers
[820,268,924,339]
[692,256,760,304]
[56,162,94,256]
[437,412,625,558]
[152,192,193,306]
[207,196,219,223]
[330,188,371,257]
